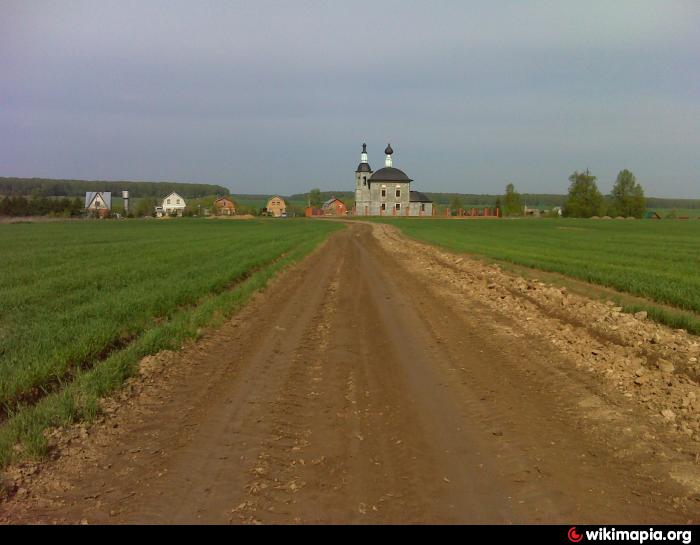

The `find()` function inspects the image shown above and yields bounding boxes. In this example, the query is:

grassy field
[0,218,341,465]
[651,208,700,218]
[375,217,700,333]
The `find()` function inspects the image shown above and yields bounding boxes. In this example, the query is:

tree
[503,183,522,216]
[563,170,603,218]
[450,195,463,215]
[308,188,322,208]
[610,169,645,218]
[69,197,83,216]
[134,197,157,217]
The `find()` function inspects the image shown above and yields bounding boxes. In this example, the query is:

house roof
[322,197,344,207]
[85,191,112,209]
[162,192,186,206]
[369,167,412,183]
[214,196,234,204]
[409,190,432,203]
[163,191,184,200]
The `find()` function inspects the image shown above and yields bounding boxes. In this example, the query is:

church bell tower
[355,143,372,215]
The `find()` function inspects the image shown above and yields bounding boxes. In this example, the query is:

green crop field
[651,208,700,219]
[375,217,700,333]
[0,218,341,465]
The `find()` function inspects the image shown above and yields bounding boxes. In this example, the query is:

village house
[266,196,287,217]
[354,143,433,216]
[158,192,186,217]
[84,191,111,218]
[214,196,236,216]
[321,196,347,216]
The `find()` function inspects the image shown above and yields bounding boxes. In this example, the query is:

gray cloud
[1,0,698,196]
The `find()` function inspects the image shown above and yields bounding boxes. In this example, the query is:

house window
[396,189,401,198]
[381,189,386,198]
[381,203,386,211]
[176,199,180,204]
[396,203,401,211]
[167,199,171,204]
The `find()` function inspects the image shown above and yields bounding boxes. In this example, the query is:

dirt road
[2,222,698,524]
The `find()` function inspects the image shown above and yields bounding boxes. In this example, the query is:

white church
[354,143,433,216]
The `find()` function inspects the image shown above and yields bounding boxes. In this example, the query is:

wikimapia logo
[569,528,584,543]
[567,527,693,544]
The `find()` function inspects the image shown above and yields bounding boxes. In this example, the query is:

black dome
[369,167,411,182]
[384,143,393,155]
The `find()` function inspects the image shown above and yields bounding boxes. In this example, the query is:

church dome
[384,143,393,155]
[369,167,412,182]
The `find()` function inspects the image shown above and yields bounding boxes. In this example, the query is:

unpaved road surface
[2,222,699,524]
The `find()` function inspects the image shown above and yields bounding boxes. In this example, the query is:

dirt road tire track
[1,222,698,523]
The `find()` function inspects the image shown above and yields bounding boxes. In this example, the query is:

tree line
[0,196,85,217]
[497,169,650,218]
[299,187,699,215]
[0,177,229,199]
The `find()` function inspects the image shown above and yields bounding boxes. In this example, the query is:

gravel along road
[2,221,698,524]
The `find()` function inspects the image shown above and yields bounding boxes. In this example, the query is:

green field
[0,218,341,465]
[652,208,700,219]
[376,217,700,333]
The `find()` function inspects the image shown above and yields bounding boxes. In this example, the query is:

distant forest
[0,177,230,199]
[1,178,697,211]
[421,193,700,209]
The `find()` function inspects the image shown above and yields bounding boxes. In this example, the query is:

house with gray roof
[84,191,112,218]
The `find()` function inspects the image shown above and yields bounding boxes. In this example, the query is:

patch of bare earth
[0,222,698,524]
[371,222,700,494]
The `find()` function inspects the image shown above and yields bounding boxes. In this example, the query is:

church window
[396,203,401,211]
[363,177,367,186]
[395,189,401,198]
[381,189,386,198]
[381,203,386,211]
[421,203,426,212]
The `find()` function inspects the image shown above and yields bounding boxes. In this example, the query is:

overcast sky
[1,1,698,197]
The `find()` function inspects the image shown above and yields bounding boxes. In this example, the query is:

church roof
[369,167,412,182]
[356,162,372,173]
[409,190,432,203]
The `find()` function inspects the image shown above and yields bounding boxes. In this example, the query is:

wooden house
[159,192,186,217]
[214,196,236,216]
[321,196,347,216]
[266,196,287,217]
